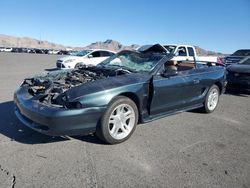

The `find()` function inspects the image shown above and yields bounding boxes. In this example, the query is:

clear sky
[0,0,249,53]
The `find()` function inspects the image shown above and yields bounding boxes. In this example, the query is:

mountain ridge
[0,34,225,56]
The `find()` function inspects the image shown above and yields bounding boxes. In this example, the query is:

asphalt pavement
[0,52,249,188]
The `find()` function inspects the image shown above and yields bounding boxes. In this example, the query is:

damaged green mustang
[14,50,227,144]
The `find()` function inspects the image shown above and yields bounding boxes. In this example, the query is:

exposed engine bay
[21,66,130,107]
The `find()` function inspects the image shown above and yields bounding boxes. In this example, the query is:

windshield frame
[164,45,177,53]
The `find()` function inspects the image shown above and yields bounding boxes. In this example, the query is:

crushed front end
[14,67,128,136]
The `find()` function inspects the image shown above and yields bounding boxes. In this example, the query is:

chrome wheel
[96,96,138,144]
[207,88,219,111]
[108,104,136,140]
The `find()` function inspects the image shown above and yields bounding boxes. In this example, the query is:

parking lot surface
[0,52,250,188]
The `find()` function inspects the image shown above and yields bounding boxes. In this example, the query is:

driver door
[150,63,204,116]
[150,72,187,116]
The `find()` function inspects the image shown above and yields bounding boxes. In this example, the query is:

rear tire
[202,84,220,113]
[96,96,138,144]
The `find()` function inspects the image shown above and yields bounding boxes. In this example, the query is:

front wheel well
[118,92,142,123]
[214,82,223,94]
[74,62,82,68]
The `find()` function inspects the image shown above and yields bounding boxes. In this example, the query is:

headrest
[167,60,178,66]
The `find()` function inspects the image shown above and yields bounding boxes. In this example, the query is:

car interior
[164,60,195,73]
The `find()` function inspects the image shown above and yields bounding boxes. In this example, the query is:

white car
[48,49,60,55]
[0,47,13,52]
[56,49,116,69]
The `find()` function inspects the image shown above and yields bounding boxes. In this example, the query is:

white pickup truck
[138,44,222,63]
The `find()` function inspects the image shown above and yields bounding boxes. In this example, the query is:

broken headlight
[62,95,83,109]
[75,102,83,109]
[65,101,83,109]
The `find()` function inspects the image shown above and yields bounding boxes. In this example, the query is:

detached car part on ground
[14,50,227,144]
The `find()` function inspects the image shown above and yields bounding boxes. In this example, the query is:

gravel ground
[0,52,249,188]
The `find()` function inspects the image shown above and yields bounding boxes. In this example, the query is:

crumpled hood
[137,44,170,53]
[65,73,150,101]
[21,66,151,107]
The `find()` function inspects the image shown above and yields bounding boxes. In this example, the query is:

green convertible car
[14,49,227,144]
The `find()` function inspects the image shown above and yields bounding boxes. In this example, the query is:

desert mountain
[85,39,139,52]
[194,46,225,56]
[0,34,67,49]
[0,34,224,56]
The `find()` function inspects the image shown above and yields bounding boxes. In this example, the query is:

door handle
[193,78,200,84]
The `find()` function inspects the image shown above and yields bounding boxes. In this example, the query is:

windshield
[239,56,250,65]
[232,50,250,56]
[98,51,165,72]
[164,45,177,53]
[73,50,93,57]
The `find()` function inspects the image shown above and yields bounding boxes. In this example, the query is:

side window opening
[100,51,113,57]
[177,47,187,56]
[188,47,195,56]
[91,51,101,57]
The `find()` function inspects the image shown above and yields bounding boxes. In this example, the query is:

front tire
[74,63,81,69]
[96,96,138,144]
[202,85,220,113]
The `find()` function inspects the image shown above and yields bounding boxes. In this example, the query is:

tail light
[217,57,222,64]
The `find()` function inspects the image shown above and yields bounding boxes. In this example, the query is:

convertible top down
[14,50,227,144]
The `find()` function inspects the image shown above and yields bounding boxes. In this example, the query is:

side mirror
[88,54,93,58]
[161,70,178,78]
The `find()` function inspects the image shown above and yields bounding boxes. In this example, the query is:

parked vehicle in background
[27,48,32,53]
[27,48,37,53]
[68,51,79,55]
[11,48,22,53]
[14,50,226,144]
[226,56,250,89]
[34,48,45,54]
[42,49,49,54]
[58,50,70,55]
[56,49,116,69]
[223,49,250,66]
[0,47,13,52]
[0,47,76,55]
[138,44,222,64]
[11,47,28,53]
[48,49,60,55]
[22,48,29,53]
